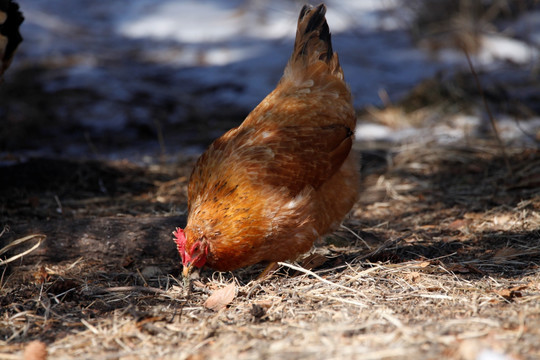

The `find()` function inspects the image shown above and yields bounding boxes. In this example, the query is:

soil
[2,1,540,357]
[1,137,539,359]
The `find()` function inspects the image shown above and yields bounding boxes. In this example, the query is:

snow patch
[7,0,538,159]
[479,34,538,66]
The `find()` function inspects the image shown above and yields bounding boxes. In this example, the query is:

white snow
[477,34,539,66]
[9,0,540,155]
[477,349,513,360]
[120,1,248,43]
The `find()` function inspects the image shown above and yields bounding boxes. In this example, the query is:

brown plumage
[174,3,359,275]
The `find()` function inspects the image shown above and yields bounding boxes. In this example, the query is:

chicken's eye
[191,241,205,257]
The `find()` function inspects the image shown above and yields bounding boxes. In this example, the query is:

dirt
[1,136,539,359]
[1,2,539,357]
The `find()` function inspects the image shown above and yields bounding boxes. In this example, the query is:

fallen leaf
[511,285,529,292]
[495,288,522,301]
[204,282,236,311]
[24,340,47,360]
[33,266,49,284]
[448,219,467,230]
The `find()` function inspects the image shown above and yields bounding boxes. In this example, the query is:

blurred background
[1,0,539,163]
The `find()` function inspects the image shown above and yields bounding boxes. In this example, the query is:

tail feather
[295,4,333,62]
[285,4,343,81]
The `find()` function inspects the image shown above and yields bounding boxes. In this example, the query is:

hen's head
[173,227,208,278]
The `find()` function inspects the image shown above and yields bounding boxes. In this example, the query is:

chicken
[0,0,23,79]
[174,3,359,277]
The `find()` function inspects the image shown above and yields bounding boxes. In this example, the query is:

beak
[182,263,193,282]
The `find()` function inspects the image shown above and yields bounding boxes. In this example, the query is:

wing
[234,123,354,195]
[187,121,354,213]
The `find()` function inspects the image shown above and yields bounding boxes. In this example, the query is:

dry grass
[2,2,539,357]
[2,256,539,359]
[0,130,539,359]
[401,0,539,54]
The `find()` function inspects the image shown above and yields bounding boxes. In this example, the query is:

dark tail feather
[291,4,333,67]
[286,4,342,80]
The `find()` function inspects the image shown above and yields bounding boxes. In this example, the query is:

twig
[0,353,20,360]
[0,225,8,238]
[90,286,171,296]
[340,224,372,250]
[154,118,167,157]
[0,234,46,266]
[81,318,100,335]
[0,265,7,290]
[136,268,149,287]
[277,261,368,299]
[54,194,63,214]
[464,50,512,176]
[355,235,406,262]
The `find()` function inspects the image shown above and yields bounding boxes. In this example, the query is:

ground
[1,1,540,359]
[1,130,539,359]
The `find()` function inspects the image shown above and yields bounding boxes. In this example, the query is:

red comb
[173,227,186,262]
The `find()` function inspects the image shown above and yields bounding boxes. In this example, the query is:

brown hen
[174,3,359,277]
